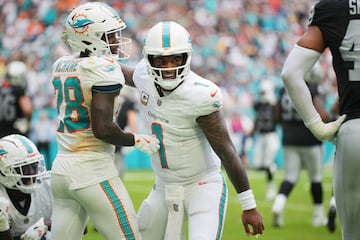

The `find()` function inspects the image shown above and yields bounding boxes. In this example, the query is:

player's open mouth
[22,177,36,185]
[162,73,175,79]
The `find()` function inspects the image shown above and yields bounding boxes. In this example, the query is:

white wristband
[238,189,256,211]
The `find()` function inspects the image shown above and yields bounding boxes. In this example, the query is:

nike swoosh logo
[104,57,115,63]
[210,90,218,97]
[198,181,207,185]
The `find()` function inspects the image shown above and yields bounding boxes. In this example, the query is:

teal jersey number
[53,77,90,132]
[152,123,168,169]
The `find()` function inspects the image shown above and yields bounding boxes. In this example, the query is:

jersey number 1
[152,123,169,169]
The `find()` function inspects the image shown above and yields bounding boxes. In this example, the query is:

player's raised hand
[0,197,10,231]
[134,134,160,155]
[242,208,265,236]
[20,217,48,240]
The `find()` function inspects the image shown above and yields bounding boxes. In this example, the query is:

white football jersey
[0,177,52,238]
[133,60,223,183]
[51,55,123,188]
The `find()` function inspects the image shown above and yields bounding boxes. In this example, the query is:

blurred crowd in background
[0,0,339,168]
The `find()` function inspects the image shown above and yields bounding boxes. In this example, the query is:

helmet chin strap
[154,81,184,97]
[154,82,166,97]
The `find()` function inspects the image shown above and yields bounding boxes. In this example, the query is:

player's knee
[137,199,155,231]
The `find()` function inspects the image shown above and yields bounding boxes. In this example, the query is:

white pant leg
[303,145,323,182]
[283,146,302,183]
[253,134,265,168]
[334,119,360,240]
[263,132,280,167]
[51,174,141,240]
[253,132,279,168]
[80,177,141,240]
[137,181,168,240]
[51,174,89,240]
[186,172,228,240]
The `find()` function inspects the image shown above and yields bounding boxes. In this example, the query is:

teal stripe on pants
[101,180,136,240]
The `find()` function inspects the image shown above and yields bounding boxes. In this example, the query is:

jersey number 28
[53,77,90,132]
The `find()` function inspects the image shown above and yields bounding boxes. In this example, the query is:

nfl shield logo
[173,204,179,212]
[157,99,162,106]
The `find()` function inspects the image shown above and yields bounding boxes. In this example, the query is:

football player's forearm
[222,149,251,193]
[221,146,257,211]
[281,44,321,124]
[120,63,135,87]
[197,111,251,192]
[93,123,135,146]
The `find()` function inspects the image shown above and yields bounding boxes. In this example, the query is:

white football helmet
[143,21,192,90]
[6,61,27,88]
[259,80,276,105]
[0,134,46,194]
[65,2,131,59]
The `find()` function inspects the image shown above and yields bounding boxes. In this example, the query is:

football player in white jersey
[50,2,159,240]
[0,134,50,240]
[121,21,264,239]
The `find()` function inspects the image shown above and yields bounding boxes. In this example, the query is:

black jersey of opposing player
[310,0,360,120]
[0,84,26,137]
[279,84,321,146]
[254,102,277,133]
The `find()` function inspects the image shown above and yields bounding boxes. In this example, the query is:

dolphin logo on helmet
[68,16,94,34]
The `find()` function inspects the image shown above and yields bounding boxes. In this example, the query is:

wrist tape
[238,189,256,211]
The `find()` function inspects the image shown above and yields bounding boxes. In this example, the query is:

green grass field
[83,166,341,240]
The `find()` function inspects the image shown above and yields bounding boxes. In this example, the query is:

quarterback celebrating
[122,21,264,239]
[50,2,159,240]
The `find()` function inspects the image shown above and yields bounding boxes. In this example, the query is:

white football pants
[51,174,141,240]
[137,171,228,240]
[334,119,360,240]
